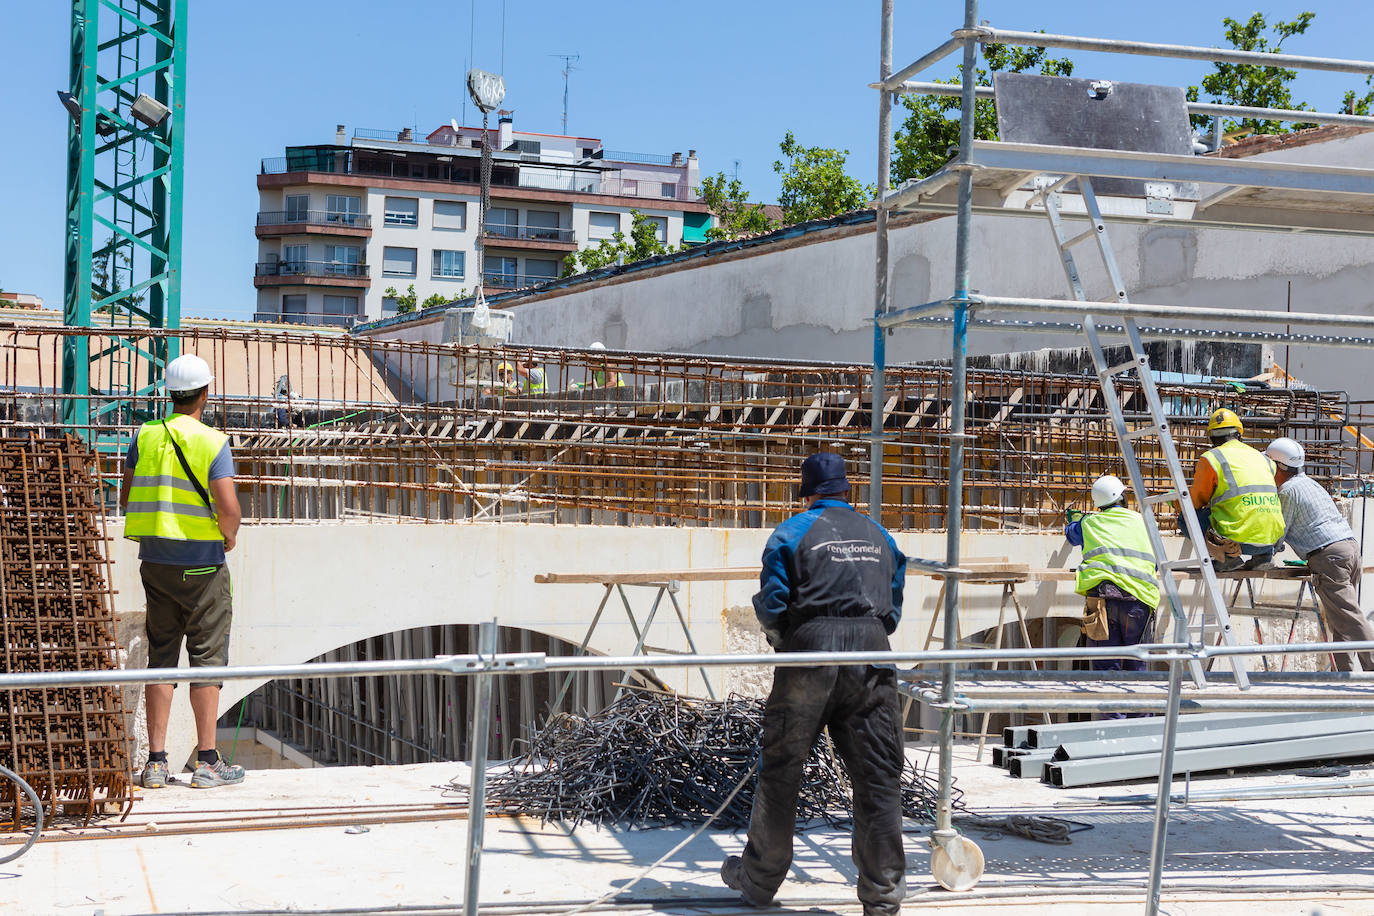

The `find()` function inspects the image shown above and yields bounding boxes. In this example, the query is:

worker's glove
[762,625,785,650]
[1065,508,1085,523]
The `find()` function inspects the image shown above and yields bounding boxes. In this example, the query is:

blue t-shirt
[126,434,235,566]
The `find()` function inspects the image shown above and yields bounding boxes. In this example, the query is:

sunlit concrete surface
[6,744,1373,914]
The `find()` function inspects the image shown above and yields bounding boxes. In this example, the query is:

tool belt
[1204,528,1242,562]
[1082,596,1110,641]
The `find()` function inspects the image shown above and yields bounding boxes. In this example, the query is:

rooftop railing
[484,224,576,243]
[254,260,369,279]
[483,271,562,289]
[599,149,675,165]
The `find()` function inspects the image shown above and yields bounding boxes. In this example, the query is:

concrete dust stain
[136,846,159,911]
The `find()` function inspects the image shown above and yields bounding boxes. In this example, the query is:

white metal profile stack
[867,1,1374,910]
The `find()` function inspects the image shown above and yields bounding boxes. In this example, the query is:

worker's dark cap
[799,452,850,498]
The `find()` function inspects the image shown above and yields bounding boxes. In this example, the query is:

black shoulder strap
[162,419,214,512]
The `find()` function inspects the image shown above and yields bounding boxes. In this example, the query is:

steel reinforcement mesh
[0,434,133,827]
[0,325,1368,529]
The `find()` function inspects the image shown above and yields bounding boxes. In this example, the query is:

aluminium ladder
[1037,176,1249,689]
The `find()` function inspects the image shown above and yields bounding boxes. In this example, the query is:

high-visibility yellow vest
[1076,506,1161,609]
[592,369,625,388]
[125,413,227,544]
[1202,438,1285,546]
[524,375,546,394]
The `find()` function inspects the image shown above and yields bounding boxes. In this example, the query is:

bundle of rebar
[0,434,133,827]
[460,689,955,829]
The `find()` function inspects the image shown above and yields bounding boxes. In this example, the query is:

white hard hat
[1091,474,1127,508]
[164,354,213,394]
[589,341,606,350]
[1265,436,1305,470]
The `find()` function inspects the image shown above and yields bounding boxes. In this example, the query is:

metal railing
[599,149,675,165]
[251,310,358,328]
[3,633,1373,913]
[483,271,561,289]
[254,260,369,279]
[484,224,575,243]
[256,210,372,230]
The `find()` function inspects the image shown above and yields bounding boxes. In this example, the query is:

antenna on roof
[550,53,581,134]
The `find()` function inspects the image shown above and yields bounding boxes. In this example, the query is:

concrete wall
[109,517,1372,768]
[471,131,1374,399]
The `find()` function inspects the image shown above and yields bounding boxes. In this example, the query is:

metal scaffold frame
[63,0,187,447]
[869,2,1374,910]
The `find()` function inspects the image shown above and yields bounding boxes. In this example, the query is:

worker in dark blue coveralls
[1065,474,1161,718]
[721,452,908,916]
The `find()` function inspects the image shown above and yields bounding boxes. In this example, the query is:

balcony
[483,223,578,251]
[256,210,372,238]
[483,272,561,291]
[254,260,370,288]
[253,310,358,329]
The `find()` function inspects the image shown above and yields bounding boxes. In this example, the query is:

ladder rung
[1058,227,1097,250]
[1145,490,1180,505]
[1161,559,1203,571]
[1124,425,1162,441]
[1099,359,1144,378]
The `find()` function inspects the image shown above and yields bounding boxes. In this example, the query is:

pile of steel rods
[459,689,954,830]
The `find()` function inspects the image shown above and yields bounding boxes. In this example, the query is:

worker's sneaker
[190,755,245,789]
[721,856,772,908]
[140,759,169,789]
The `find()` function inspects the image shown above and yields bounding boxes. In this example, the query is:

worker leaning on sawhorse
[1066,475,1162,719]
[1185,408,1285,572]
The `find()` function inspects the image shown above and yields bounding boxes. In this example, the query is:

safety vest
[524,375,546,394]
[592,369,625,388]
[1076,506,1161,609]
[124,413,227,544]
[1202,438,1285,546]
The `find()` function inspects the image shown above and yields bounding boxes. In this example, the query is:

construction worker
[1265,437,1374,671]
[1065,475,1160,693]
[722,452,907,916]
[514,358,546,394]
[1187,408,1284,571]
[489,360,545,395]
[587,341,624,389]
[120,354,245,789]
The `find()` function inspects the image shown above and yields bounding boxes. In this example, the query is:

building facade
[255,119,711,325]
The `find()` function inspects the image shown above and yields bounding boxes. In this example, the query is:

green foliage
[383,284,417,314]
[1187,12,1316,136]
[696,172,777,240]
[892,43,1073,183]
[563,210,672,275]
[772,132,873,224]
[92,233,145,314]
[420,292,451,310]
[1343,75,1374,115]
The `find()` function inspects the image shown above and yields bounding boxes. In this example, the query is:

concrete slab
[5,741,1373,914]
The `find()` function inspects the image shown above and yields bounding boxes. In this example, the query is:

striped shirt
[1276,473,1354,559]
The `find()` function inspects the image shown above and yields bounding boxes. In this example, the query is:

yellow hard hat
[1207,408,1243,436]
[496,362,515,376]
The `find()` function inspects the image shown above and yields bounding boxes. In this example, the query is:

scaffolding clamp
[442,652,547,674]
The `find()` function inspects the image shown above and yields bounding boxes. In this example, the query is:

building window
[433,200,467,230]
[644,215,668,244]
[285,195,309,222]
[432,249,465,279]
[487,207,518,238]
[281,244,308,273]
[588,211,620,240]
[325,245,360,276]
[525,258,558,281]
[326,194,361,225]
[322,295,360,326]
[661,182,677,199]
[281,294,307,316]
[382,247,417,278]
[484,256,517,287]
[526,210,561,241]
[384,196,419,227]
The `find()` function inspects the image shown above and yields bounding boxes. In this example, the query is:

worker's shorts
[141,561,233,687]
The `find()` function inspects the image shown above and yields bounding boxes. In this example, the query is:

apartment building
[254,118,712,326]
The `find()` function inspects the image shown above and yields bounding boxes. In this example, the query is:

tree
[696,172,777,240]
[420,292,451,310]
[1343,76,1374,115]
[383,284,417,314]
[92,234,146,315]
[892,43,1073,183]
[772,132,873,224]
[1186,12,1316,136]
[563,210,671,275]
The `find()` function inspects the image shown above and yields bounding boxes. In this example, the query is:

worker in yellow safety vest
[119,354,245,790]
[1065,475,1160,699]
[490,360,545,395]
[1186,408,1284,572]
[587,341,625,389]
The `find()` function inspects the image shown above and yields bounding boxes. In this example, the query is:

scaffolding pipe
[883,80,1374,130]
[880,36,964,90]
[970,27,1374,76]
[935,0,980,853]
[870,0,893,521]
[888,314,1374,349]
[463,619,497,916]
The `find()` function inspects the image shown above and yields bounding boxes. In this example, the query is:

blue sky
[2,1,1373,320]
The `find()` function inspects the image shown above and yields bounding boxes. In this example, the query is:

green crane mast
[62,0,187,451]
